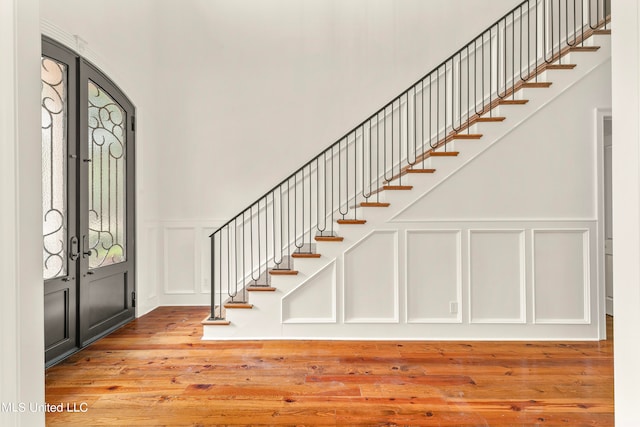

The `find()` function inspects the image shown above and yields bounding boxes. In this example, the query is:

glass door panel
[87,80,127,269]
[42,57,68,279]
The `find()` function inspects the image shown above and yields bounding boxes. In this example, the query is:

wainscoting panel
[406,230,461,323]
[533,229,590,324]
[469,230,525,323]
[282,261,336,323]
[344,231,398,323]
[163,227,197,294]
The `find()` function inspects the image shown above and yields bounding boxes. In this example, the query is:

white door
[604,117,613,316]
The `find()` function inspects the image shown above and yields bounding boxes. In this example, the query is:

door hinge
[131,291,136,308]
[131,116,135,132]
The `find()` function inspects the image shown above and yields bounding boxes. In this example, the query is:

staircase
[204,0,611,340]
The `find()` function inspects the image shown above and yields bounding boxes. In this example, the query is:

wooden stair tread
[201,316,230,326]
[224,303,253,309]
[337,219,366,224]
[546,64,577,70]
[406,169,435,173]
[291,253,321,258]
[315,235,344,242]
[361,202,390,207]
[383,185,413,190]
[522,82,552,88]
[498,99,529,105]
[269,269,299,275]
[451,133,482,140]
[476,117,506,122]
[570,46,600,52]
[593,29,611,35]
[430,151,459,157]
[247,286,277,292]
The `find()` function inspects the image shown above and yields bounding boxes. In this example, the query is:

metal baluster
[209,233,217,319]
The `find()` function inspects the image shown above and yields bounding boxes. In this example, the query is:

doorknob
[82,236,93,258]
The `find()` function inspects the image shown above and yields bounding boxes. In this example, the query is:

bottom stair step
[224,303,253,309]
[201,317,230,326]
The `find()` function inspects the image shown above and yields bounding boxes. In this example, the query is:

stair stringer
[203,34,611,341]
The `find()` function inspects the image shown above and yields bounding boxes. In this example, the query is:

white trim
[595,107,611,339]
[0,0,20,424]
[391,217,599,223]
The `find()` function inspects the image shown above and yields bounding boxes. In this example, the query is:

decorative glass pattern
[41,57,68,280]
[88,80,126,269]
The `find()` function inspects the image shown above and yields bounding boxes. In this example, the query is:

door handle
[82,235,93,258]
[69,236,79,261]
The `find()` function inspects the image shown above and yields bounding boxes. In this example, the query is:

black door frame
[43,37,136,367]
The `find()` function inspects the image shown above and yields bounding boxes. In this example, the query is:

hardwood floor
[45,307,614,426]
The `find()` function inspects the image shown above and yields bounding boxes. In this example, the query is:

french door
[42,38,136,366]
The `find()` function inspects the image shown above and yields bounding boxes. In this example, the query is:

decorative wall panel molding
[533,229,590,324]
[163,227,197,294]
[282,260,336,324]
[468,229,526,324]
[406,230,462,323]
[344,230,399,323]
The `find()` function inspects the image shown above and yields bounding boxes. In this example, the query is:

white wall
[0,0,45,425]
[611,1,640,425]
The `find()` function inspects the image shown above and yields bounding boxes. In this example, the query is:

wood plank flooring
[45,306,614,426]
